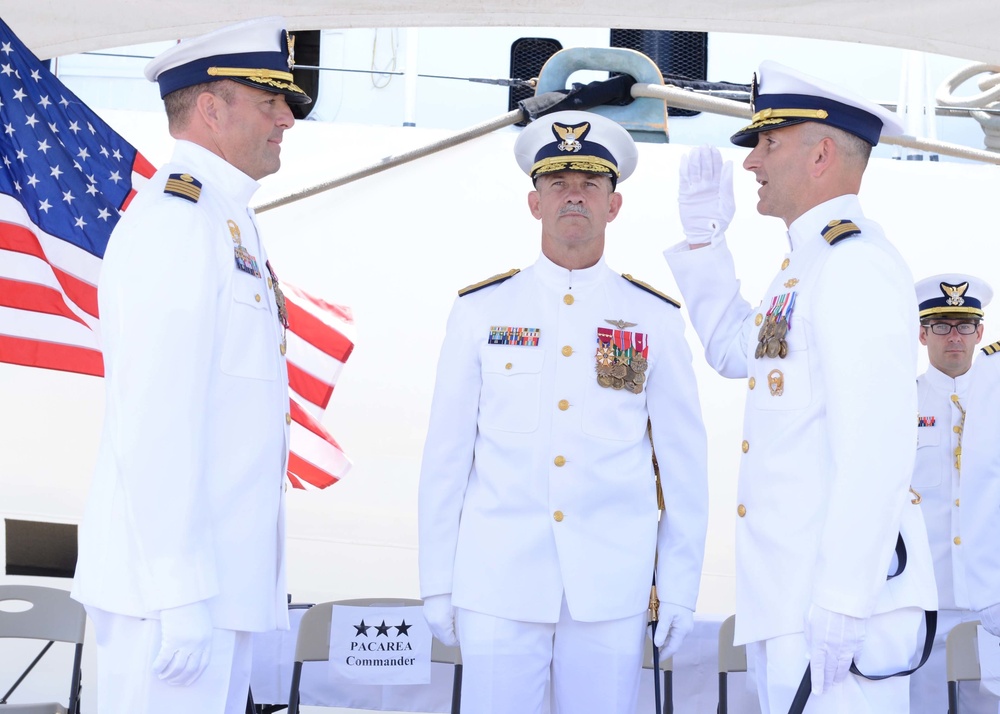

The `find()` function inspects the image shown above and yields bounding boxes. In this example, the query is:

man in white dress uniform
[910,274,999,712]
[418,110,709,713]
[958,334,1000,673]
[71,17,310,714]
[662,62,937,713]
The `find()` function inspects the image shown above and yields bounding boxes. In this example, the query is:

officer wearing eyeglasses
[910,273,999,714]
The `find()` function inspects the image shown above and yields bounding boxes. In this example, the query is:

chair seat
[0,703,68,714]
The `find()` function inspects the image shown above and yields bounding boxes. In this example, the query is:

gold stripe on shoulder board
[981,340,1000,356]
[621,274,681,308]
[458,268,520,297]
[821,219,861,246]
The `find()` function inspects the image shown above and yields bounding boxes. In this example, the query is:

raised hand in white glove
[152,600,213,686]
[805,604,866,695]
[422,593,458,647]
[979,602,1000,637]
[678,145,735,246]
[651,602,694,659]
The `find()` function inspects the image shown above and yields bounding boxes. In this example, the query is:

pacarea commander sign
[329,604,432,684]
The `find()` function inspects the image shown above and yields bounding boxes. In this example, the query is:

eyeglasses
[924,322,979,335]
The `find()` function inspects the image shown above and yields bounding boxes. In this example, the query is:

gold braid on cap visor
[531,155,619,177]
[918,306,985,319]
[207,66,307,94]
[749,107,830,122]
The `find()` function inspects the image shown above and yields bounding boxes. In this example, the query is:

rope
[935,63,1000,150]
[632,83,1000,164]
[254,109,524,213]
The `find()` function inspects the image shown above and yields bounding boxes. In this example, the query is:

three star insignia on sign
[352,619,414,637]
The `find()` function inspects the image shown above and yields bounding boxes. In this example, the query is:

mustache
[559,204,591,217]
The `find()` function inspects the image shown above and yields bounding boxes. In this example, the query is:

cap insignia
[941,281,969,307]
[552,121,590,153]
[285,30,296,70]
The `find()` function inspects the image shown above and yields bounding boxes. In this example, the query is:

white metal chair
[0,585,86,714]
[947,620,982,714]
[287,597,462,714]
[642,637,674,713]
[716,614,746,714]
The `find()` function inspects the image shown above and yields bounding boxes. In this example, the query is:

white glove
[422,593,458,647]
[651,602,694,659]
[804,604,866,695]
[979,602,1000,638]
[152,601,213,686]
[678,145,735,245]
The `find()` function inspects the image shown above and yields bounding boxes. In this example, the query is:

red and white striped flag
[0,18,352,489]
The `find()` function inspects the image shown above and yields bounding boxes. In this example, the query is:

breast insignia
[164,172,202,203]
[458,268,520,297]
[981,340,1000,356]
[621,274,680,308]
[821,219,861,246]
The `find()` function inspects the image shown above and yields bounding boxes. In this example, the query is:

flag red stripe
[286,299,354,362]
[0,277,90,326]
[0,334,104,376]
[287,361,334,409]
[287,451,339,489]
[133,152,157,179]
[0,223,100,317]
[286,471,306,490]
[289,398,343,448]
[288,286,353,324]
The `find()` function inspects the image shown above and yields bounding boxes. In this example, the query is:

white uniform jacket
[72,140,291,633]
[418,254,709,623]
[665,194,937,646]
[915,366,974,610]
[959,347,1000,612]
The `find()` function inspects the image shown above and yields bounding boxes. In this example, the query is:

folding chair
[947,620,982,714]
[717,615,746,714]
[642,637,674,713]
[287,597,462,714]
[0,585,86,714]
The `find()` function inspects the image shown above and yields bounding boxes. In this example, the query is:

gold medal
[598,374,613,388]
[765,339,780,359]
[632,372,645,385]
[778,340,789,358]
[755,342,765,359]
[631,356,648,373]
[612,377,625,390]
[611,363,627,379]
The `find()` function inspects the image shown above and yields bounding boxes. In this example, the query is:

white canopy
[5,1,1000,63]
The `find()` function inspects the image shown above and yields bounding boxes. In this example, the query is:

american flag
[0,18,353,490]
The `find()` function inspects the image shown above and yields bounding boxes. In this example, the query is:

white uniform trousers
[455,597,648,714]
[87,607,253,714]
[910,609,1000,714]
[748,607,923,714]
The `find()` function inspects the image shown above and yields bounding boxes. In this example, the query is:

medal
[595,323,648,394]
[755,291,797,360]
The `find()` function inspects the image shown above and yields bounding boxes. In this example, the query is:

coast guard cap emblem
[553,121,589,153]
[943,282,969,307]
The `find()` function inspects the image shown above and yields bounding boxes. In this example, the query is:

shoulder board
[458,268,520,297]
[821,219,861,246]
[163,172,202,203]
[981,341,1000,356]
[621,274,680,308]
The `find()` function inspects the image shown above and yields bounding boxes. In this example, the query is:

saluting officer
[418,110,710,713]
[72,17,309,714]
[663,61,937,713]
[910,274,999,712]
